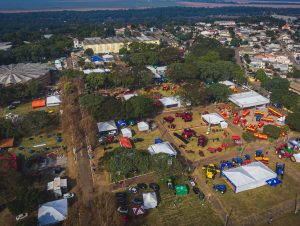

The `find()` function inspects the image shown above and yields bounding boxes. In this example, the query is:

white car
[63,192,75,199]
[16,213,28,221]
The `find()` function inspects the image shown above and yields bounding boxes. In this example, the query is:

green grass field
[125,176,223,226]
[3,102,59,116]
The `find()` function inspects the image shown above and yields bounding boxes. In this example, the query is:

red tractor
[176,112,192,122]
[198,135,208,147]
[275,143,295,161]
[182,128,196,139]
[163,116,174,123]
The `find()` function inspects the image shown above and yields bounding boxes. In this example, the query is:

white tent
[123,93,138,101]
[202,113,225,125]
[148,141,177,156]
[159,96,179,108]
[223,161,277,193]
[229,91,270,109]
[97,120,117,133]
[137,121,149,132]
[46,96,61,107]
[121,128,132,138]
[143,192,157,209]
[294,153,300,163]
[38,199,68,226]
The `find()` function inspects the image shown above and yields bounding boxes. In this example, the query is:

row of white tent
[97,120,150,135]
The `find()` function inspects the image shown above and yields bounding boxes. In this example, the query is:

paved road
[279,41,300,70]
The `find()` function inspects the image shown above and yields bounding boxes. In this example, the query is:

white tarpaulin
[294,153,300,163]
[137,121,149,131]
[143,192,157,209]
[46,96,61,107]
[121,128,132,138]
[97,120,117,133]
[223,161,277,193]
[38,199,68,226]
[148,141,177,156]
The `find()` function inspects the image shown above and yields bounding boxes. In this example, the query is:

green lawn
[124,176,223,226]
[209,174,300,223]
[9,130,64,158]
[3,102,59,116]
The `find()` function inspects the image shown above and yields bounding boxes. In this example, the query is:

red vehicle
[233,116,240,124]
[168,124,176,129]
[182,128,196,139]
[163,116,174,123]
[258,121,264,128]
[176,112,192,122]
[198,135,208,147]
[242,109,250,117]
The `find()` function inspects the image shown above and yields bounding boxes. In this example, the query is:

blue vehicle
[255,150,263,157]
[232,157,243,165]
[276,163,285,179]
[213,184,226,194]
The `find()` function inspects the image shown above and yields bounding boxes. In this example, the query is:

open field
[3,102,59,116]
[117,176,223,226]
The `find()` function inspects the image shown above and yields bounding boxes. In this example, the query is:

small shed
[175,185,188,196]
[137,121,149,132]
[121,128,132,138]
[97,120,117,134]
[143,192,157,209]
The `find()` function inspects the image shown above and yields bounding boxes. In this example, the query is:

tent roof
[97,120,117,132]
[0,138,14,148]
[132,205,145,215]
[148,141,177,156]
[294,153,300,162]
[229,91,270,108]
[202,113,225,125]
[32,99,46,108]
[46,96,61,105]
[38,199,68,226]
[143,192,157,209]
[223,161,276,187]
[159,96,179,107]
[137,121,149,131]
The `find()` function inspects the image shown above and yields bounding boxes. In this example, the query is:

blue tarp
[155,138,163,144]
[266,178,282,186]
[91,56,103,62]
[38,199,68,226]
[116,120,127,128]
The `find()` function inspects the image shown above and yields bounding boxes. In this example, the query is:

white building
[47,177,67,197]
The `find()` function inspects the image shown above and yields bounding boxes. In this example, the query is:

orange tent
[0,138,14,148]
[120,137,132,149]
[32,99,46,109]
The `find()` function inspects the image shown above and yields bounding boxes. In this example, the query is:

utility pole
[295,193,298,214]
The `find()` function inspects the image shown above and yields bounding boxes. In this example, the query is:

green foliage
[0,118,15,140]
[80,94,157,121]
[262,77,290,92]
[263,125,281,139]
[286,113,300,131]
[287,67,300,78]
[242,132,255,143]
[230,37,241,47]
[0,81,45,107]
[8,187,46,215]
[59,69,84,78]
[159,47,181,65]
[254,69,269,83]
[64,82,75,93]
[207,83,231,102]
[166,63,197,83]
[84,48,94,57]
[99,148,183,181]
[270,89,300,112]
[177,81,208,106]
[190,36,235,61]
[244,54,251,64]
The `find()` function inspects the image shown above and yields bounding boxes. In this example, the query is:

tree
[166,63,197,83]
[177,82,208,106]
[159,47,180,65]
[230,37,241,47]
[244,54,251,64]
[84,48,94,57]
[124,28,132,37]
[127,95,155,119]
[287,67,300,78]
[242,132,255,143]
[286,113,300,131]
[254,69,269,83]
[263,125,281,139]
[262,77,290,92]
[207,83,231,102]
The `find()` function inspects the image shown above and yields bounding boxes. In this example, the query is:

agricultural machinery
[182,128,197,139]
[202,164,220,179]
[163,116,174,123]
[198,135,208,147]
[276,163,285,179]
[176,112,192,122]
[213,184,226,194]
[275,143,295,161]
[255,150,269,164]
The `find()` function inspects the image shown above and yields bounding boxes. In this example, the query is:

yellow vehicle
[202,164,220,179]
[48,110,55,113]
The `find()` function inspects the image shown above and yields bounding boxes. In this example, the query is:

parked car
[128,186,139,194]
[132,198,143,205]
[132,138,144,143]
[192,187,200,194]
[7,105,16,110]
[163,116,175,123]
[16,213,28,221]
[137,183,147,189]
[213,185,226,194]
[117,206,128,214]
[149,183,160,191]
[63,192,75,199]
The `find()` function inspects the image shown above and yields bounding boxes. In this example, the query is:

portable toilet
[175,185,188,196]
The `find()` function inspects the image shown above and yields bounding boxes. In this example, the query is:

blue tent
[91,56,103,62]
[38,199,68,226]
[266,178,282,187]
[116,119,127,128]
[154,138,163,144]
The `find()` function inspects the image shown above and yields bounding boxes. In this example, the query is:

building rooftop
[229,91,270,108]
[83,35,158,45]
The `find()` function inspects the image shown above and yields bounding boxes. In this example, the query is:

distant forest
[0,7,299,35]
